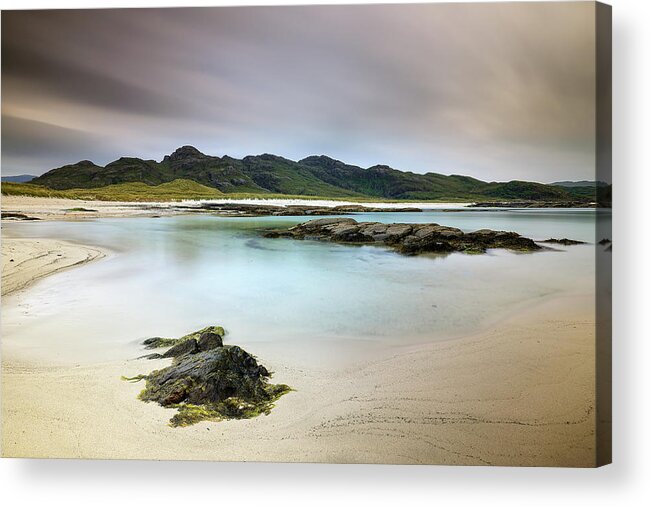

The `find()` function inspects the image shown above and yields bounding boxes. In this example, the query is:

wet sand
[1,254,595,465]
[1,237,105,296]
[0,199,596,465]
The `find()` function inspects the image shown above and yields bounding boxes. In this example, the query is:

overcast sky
[1,3,596,182]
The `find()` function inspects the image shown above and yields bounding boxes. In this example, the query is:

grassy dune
[6,178,594,205]
[1,179,226,202]
[2,179,476,203]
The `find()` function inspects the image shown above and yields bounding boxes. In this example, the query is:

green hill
[1,174,36,183]
[26,145,589,202]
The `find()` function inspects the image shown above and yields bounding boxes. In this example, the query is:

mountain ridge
[551,180,609,188]
[1,174,36,183]
[30,146,600,202]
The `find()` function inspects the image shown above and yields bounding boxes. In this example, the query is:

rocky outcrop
[1,212,41,221]
[126,326,290,426]
[468,201,595,209]
[197,329,224,350]
[541,238,587,245]
[184,202,422,217]
[263,218,542,255]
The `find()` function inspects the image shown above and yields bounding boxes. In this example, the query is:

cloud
[1,3,597,181]
[0,115,122,174]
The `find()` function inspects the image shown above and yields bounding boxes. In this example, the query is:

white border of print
[0,1,649,506]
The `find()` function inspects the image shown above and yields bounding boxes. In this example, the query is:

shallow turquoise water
[2,209,610,362]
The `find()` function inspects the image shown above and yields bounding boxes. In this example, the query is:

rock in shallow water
[127,326,290,426]
[180,203,423,217]
[541,238,587,245]
[263,218,543,255]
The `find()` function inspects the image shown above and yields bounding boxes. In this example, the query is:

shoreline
[2,195,602,222]
[2,291,595,466]
[1,235,107,297]
[1,201,597,465]
[1,195,470,222]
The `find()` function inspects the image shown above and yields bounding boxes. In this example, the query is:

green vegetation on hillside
[31,147,361,198]
[2,180,473,203]
[14,146,602,203]
[1,179,225,202]
[478,181,571,200]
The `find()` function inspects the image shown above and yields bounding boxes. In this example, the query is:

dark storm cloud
[1,10,202,118]
[3,115,96,158]
[3,45,185,118]
[1,3,597,181]
[1,115,118,174]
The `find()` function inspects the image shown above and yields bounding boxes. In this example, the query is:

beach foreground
[1,197,597,466]
[1,241,595,466]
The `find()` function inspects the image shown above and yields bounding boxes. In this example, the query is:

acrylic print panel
[0,1,611,466]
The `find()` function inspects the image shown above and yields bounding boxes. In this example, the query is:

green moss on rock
[168,385,292,427]
[128,326,291,427]
[179,325,225,341]
[143,326,225,350]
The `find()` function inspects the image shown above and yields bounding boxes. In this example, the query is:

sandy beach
[1,195,469,221]
[1,196,597,466]
[1,195,192,220]
[1,293,596,466]
[1,237,105,296]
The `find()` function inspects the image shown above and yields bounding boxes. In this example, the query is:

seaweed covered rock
[468,201,595,208]
[128,326,290,426]
[197,330,223,351]
[1,212,41,221]
[187,202,422,217]
[143,325,224,351]
[262,218,542,255]
[143,337,178,349]
[541,238,587,245]
[162,338,199,358]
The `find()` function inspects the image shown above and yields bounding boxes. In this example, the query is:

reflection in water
[244,238,278,252]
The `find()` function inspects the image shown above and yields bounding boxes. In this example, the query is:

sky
[1,3,597,182]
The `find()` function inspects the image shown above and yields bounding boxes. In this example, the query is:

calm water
[2,209,610,363]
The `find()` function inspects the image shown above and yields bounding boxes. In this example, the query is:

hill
[551,180,609,188]
[1,174,36,183]
[27,146,593,202]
